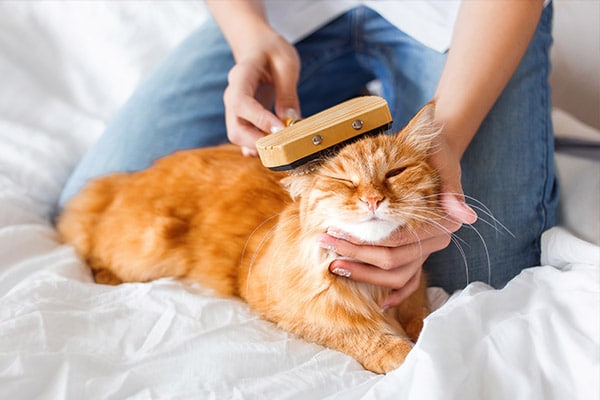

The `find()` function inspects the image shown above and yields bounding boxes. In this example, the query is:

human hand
[223,24,301,156]
[317,133,477,309]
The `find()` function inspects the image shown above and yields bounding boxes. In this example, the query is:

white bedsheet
[1,2,598,399]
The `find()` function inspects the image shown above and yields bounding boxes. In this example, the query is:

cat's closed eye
[334,177,357,188]
[385,167,407,179]
[318,174,357,188]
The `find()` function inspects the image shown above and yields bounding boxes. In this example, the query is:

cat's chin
[330,219,401,244]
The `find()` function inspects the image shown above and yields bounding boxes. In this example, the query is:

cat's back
[62,144,287,217]
[58,144,291,287]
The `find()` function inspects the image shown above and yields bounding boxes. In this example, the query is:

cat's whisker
[244,213,286,296]
[404,225,425,262]
[389,208,472,285]
[466,204,515,239]
[60,101,462,374]
[435,192,514,239]
[408,194,514,239]
[461,223,492,285]
[408,199,491,286]
[252,213,305,303]
[449,234,470,285]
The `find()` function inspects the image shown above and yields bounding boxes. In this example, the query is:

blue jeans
[58,6,557,293]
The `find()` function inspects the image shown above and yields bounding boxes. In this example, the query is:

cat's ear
[280,174,313,200]
[399,101,442,152]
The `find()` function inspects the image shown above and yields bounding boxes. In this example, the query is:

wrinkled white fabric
[0,3,598,400]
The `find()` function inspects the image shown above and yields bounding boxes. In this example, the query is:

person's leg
[58,20,233,208]
[356,7,446,133]
[294,8,378,117]
[427,5,557,292]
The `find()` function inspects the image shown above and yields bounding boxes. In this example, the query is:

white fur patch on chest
[330,219,401,243]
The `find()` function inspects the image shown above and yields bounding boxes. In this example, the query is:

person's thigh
[295,6,445,130]
[294,8,378,117]
[58,20,233,208]
[424,5,558,292]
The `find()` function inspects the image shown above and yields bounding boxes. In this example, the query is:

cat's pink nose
[361,195,384,211]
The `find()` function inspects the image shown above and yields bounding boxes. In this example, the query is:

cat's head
[282,102,442,243]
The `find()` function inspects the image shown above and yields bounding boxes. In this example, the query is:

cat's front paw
[361,335,413,374]
[93,268,122,285]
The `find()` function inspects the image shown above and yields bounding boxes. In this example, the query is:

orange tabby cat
[57,102,443,374]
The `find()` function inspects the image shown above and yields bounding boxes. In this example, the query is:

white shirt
[264,0,462,53]
[265,0,550,53]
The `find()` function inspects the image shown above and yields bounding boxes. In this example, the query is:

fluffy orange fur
[57,102,443,374]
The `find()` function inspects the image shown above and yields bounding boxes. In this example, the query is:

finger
[318,232,451,270]
[224,90,282,138]
[270,52,301,119]
[241,146,258,157]
[326,216,460,249]
[328,257,423,292]
[225,64,284,135]
[319,234,421,270]
[380,270,423,309]
[224,109,267,149]
[439,192,478,225]
[375,221,458,248]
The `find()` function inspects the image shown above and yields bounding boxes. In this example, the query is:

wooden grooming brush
[256,96,392,171]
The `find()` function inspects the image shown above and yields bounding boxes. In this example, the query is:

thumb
[440,191,478,225]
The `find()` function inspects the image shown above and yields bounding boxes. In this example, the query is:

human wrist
[228,17,275,61]
[206,0,274,61]
[431,101,476,159]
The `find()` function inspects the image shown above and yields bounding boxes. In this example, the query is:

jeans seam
[351,6,365,52]
[535,4,555,260]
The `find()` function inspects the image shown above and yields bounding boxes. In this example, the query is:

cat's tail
[57,174,128,262]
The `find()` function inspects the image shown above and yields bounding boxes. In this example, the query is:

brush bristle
[282,126,391,175]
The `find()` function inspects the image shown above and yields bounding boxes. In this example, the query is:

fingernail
[270,125,283,134]
[241,146,257,157]
[318,242,336,251]
[317,235,336,251]
[461,203,478,224]
[284,108,300,119]
[331,267,351,278]
[380,304,391,313]
[326,228,348,240]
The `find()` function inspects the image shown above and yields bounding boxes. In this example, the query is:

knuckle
[444,234,453,246]
[281,54,300,73]
[449,220,462,232]
[226,64,242,83]
[389,229,410,246]
[392,274,410,290]
[407,274,420,291]
[223,87,237,109]
[225,119,245,144]
[339,241,358,259]
[253,111,269,132]
[226,128,242,144]
[380,249,398,270]
[439,234,452,249]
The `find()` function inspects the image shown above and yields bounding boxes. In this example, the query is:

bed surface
[1,3,598,399]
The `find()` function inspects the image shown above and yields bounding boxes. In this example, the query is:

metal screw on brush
[312,135,323,145]
[352,119,363,130]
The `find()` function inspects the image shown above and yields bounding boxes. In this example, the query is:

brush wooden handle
[256,96,392,170]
